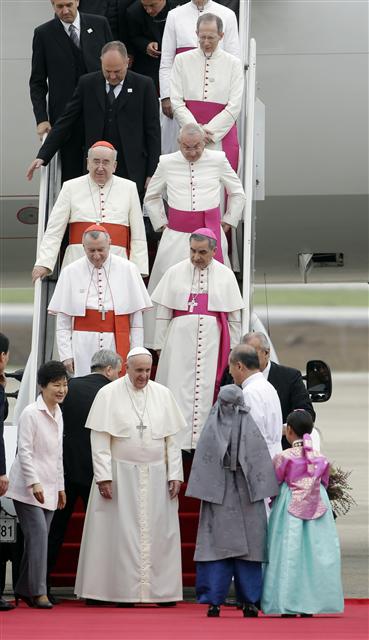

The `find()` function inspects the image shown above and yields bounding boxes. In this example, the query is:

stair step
[51,491,199,587]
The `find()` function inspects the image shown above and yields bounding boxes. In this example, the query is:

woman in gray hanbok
[186,385,278,617]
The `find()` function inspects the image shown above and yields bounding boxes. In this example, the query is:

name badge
[127,88,133,93]
[87,28,93,34]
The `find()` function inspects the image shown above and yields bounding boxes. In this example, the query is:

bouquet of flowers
[327,465,356,517]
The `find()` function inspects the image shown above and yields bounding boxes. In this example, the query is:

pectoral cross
[188,298,198,313]
[136,421,147,438]
[100,305,106,321]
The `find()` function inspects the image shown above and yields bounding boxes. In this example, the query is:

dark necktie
[68,24,80,48]
[107,84,116,105]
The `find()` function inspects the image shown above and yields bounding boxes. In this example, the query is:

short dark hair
[190,233,217,250]
[37,361,68,388]
[229,345,259,370]
[0,333,9,354]
[286,410,314,436]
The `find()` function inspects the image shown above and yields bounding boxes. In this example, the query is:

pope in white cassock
[170,13,244,172]
[74,348,186,604]
[159,0,240,153]
[229,344,283,459]
[48,225,152,377]
[152,229,245,450]
[143,123,245,347]
[32,141,148,282]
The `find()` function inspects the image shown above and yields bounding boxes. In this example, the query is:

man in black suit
[222,331,316,449]
[126,0,180,91]
[27,40,161,199]
[79,0,121,38]
[47,349,121,602]
[30,0,113,181]
[0,333,15,611]
[0,334,10,501]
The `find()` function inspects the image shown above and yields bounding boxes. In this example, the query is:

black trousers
[59,119,85,182]
[47,479,91,583]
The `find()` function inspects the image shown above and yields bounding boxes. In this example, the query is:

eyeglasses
[91,159,113,167]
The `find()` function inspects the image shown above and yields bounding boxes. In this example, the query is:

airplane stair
[20,3,257,595]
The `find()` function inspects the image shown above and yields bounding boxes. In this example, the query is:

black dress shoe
[0,597,15,611]
[85,598,111,606]
[300,613,313,617]
[157,602,176,607]
[242,603,259,617]
[116,603,135,608]
[207,605,220,617]
[47,593,61,605]
[281,614,297,617]
[14,593,34,608]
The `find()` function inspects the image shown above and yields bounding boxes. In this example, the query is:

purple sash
[175,47,195,55]
[185,100,239,172]
[167,205,223,263]
[173,293,230,401]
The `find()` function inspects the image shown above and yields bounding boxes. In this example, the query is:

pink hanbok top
[273,435,330,520]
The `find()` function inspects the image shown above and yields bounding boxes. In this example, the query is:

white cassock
[34,174,148,276]
[143,149,245,347]
[170,46,244,165]
[159,0,240,154]
[74,375,186,603]
[152,258,245,450]
[48,254,152,377]
[242,372,283,459]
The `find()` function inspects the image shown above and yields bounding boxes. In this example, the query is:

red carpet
[1,601,367,640]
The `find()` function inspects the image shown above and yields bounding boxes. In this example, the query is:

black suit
[267,362,316,424]
[0,387,8,477]
[79,0,120,38]
[0,389,22,599]
[267,361,315,449]
[47,373,110,580]
[126,0,179,90]
[30,12,112,180]
[37,69,161,198]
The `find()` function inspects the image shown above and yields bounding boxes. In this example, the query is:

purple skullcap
[192,227,217,241]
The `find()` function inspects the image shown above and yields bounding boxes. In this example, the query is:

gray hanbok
[186,385,279,562]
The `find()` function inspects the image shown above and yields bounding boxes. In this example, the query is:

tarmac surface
[314,372,368,598]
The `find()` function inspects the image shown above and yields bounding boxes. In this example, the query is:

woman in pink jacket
[7,361,68,609]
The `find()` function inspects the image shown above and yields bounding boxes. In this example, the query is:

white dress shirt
[105,80,124,99]
[242,372,283,459]
[60,12,81,37]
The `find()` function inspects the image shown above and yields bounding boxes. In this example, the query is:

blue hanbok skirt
[261,482,344,615]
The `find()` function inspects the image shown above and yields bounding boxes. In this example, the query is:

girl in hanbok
[261,410,344,617]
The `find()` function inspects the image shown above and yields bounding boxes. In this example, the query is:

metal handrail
[241,37,257,334]
[27,161,50,404]
[19,148,61,411]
